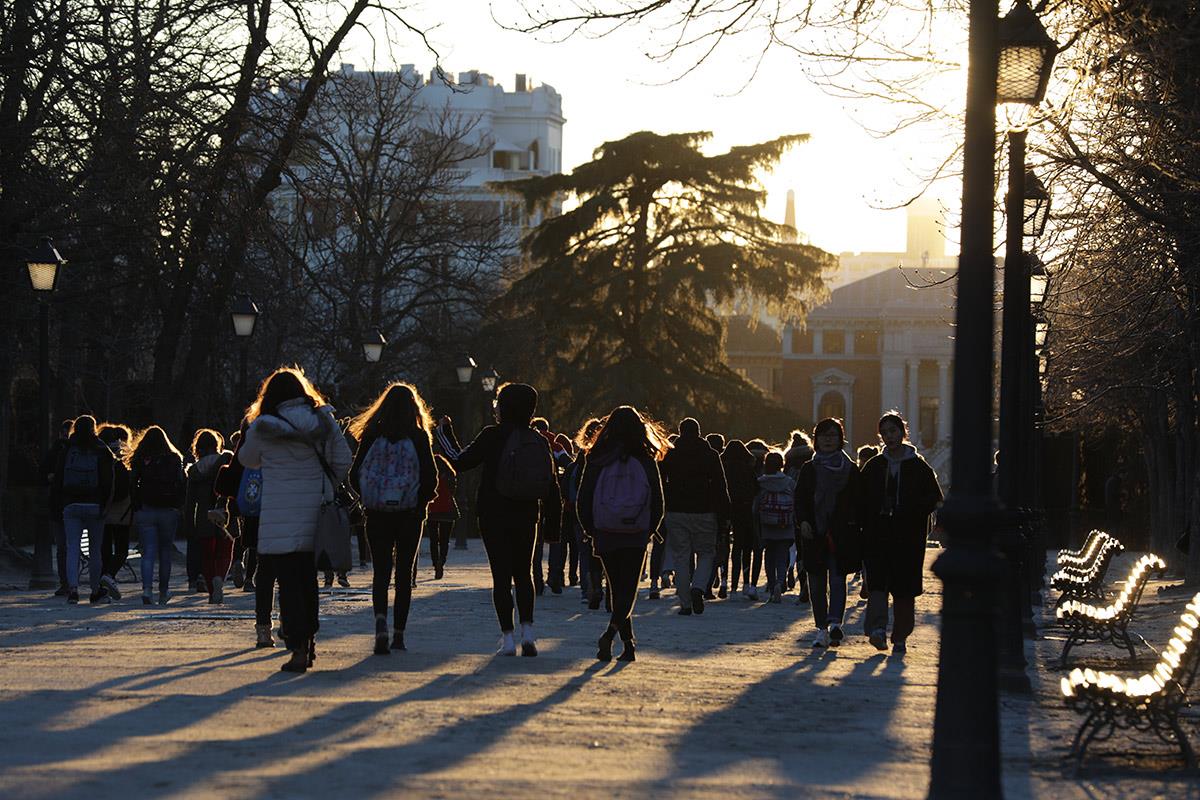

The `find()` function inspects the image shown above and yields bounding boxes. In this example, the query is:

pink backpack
[593,457,651,534]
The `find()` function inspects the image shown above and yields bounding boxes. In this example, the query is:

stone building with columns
[724,195,957,479]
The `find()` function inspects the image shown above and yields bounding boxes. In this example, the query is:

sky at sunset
[346,1,966,257]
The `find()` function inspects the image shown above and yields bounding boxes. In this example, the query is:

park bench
[1055,554,1165,667]
[1057,529,1109,569]
[1052,536,1124,608]
[1061,592,1200,771]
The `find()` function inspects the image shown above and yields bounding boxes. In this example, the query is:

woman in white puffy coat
[239,367,352,674]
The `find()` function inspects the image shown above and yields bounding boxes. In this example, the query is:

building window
[854,330,880,355]
[792,331,814,354]
[823,330,845,354]
[771,367,783,395]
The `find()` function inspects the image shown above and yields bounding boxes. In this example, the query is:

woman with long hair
[238,367,353,673]
[183,429,234,603]
[859,412,943,655]
[795,418,862,647]
[720,439,760,600]
[55,415,116,604]
[127,425,185,605]
[348,382,438,655]
[569,417,605,604]
[435,382,562,657]
[576,406,666,662]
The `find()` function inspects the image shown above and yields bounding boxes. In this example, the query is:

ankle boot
[597,628,616,662]
[255,623,275,649]
[391,630,406,651]
[374,615,390,655]
[307,638,316,667]
[280,648,308,673]
[617,638,636,662]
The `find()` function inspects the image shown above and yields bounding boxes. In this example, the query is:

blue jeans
[808,555,848,629]
[62,503,103,593]
[764,539,791,590]
[137,507,180,597]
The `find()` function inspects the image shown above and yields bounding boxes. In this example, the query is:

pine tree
[487,130,834,431]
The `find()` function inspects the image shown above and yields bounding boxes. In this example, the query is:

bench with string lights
[1055,554,1165,668]
[1057,529,1108,570]
[1052,536,1125,609]
[1061,592,1200,771]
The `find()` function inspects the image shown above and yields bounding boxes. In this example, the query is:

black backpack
[495,428,555,501]
[138,455,183,508]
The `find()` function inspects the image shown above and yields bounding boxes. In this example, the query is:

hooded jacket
[238,398,353,555]
[183,451,233,539]
[660,433,731,518]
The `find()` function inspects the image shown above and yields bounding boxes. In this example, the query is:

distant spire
[784,189,796,231]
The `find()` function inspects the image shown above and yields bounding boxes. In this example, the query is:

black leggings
[366,510,423,631]
[271,551,318,652]
[599,546,646,642]
[480,513,538,632]
[427,519,453,568]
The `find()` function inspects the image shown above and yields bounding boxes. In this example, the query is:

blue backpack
[236,467,263,517]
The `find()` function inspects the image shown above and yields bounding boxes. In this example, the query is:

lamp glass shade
[480,368,499,393]
[26,237,65,293]
[1027,254,1049,305]
[362,329,387,363]
[996,1,1058,104]
[1035,321,1049,349]
[1023,172,1051,237]
[1038,354,1048,376]
[231,295,260,337]
[456,356,477,385]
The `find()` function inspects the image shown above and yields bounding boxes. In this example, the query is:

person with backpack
[424,453,459,580]
[183,429,234,603]
[239,367,353,674]
[795,418,863,648]
[435,382,562,657]
[97,424,133,602]
[347,383,438,655]
[659,418,730,616]
[720,439,759,600]
[859,412,943,655]
[53,416,115,604]
[752,451,797,604]
[128,425,186,605]
[576,406,666,662]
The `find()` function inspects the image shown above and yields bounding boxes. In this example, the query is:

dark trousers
[547,541,566,589]
[427,519,452,568]
[53,518,67,587]
[599,546,646,642]
[865,590,917,643]
[480,513,538,631]
[241,516,259,584]
[567,532,579,584]
[532,530,545,592]
[270,551,318,652]
[367,510,423,631]
[649,536,665,581]
[101,524,130,578]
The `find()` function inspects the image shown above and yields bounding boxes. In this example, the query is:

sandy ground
[0,544,1197,799]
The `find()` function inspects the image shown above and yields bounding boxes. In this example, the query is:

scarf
[813,449,852,536]
[880,443,917,515]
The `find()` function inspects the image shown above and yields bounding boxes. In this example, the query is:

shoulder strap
[277,415,342,493]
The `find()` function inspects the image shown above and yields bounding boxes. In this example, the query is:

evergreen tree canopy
[488,130,834,431]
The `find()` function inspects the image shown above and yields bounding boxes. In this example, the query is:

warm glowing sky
[346,1,966,256]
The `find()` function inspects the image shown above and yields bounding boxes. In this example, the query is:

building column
[881,360,906,414]
[937,359,952,442]
[907,359,920,431]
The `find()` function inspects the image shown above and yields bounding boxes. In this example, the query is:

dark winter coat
[660,433,731,518]
[435,420,562,543]
[859,447,943,597]
[130,453,185,511]
[576,445,665,555]
[794,459,863,573]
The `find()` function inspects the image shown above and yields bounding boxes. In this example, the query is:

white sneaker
[520,623,537,657]
[813,628,830,648]
[497,632,517,656]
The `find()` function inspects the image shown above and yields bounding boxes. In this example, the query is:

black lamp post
[930,0,1055,794]
[230,295,259,417]
[362,329,386,363]
[27,237,66,590]
[453,356,477,550]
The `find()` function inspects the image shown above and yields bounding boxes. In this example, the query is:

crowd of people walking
[41,366,942,672]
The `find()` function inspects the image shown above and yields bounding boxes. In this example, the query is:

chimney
[515,74,527,92]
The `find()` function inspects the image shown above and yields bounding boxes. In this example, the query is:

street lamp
[362,329,386,363]
[230,295,259,418]
[453,355,477,550]
[1023,171,1051,238]
[930,0,1058,795]
[997,0,1058,104]
[480,366,499,394]
[1029,255,1049,306]
[456,355,476,385]
[26,237,66,590]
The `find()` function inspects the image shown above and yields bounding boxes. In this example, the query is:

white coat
[238,398,352,555]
